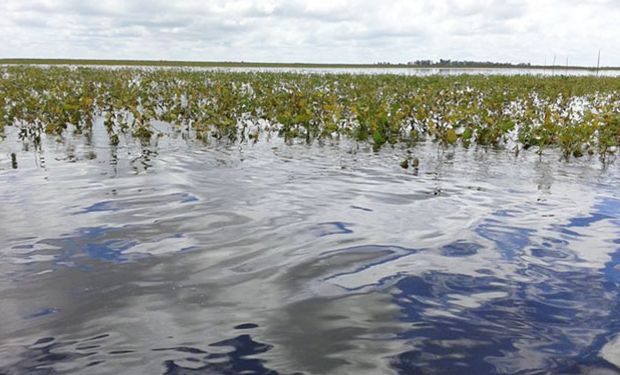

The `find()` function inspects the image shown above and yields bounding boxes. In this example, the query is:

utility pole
[596,50,601,76]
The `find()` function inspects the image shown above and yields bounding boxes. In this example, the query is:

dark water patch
[109,350,135,355]
[154,347,208,354]
[163,335,279,375]
[84,334,110,342]
[77,192,200,214]
[390,265,618,373]
[568,213,614,228]
[475,220,535,260]
[531,247,572,259]
[36,227,138,265]
[440,241,482,257]
[0,337,90,374]
[24,308,60,320]
[350,205,373,212]
[80,200,122,213]
[311,221,354,237]
[234,323,259,330]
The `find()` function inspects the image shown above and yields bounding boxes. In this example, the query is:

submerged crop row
[1,66,620,159]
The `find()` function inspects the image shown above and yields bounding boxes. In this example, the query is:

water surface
[2,125,620,374]
[6,64,620,76]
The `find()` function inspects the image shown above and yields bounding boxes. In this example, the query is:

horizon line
[0,58,618,71]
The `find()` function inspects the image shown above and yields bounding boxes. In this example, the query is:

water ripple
[2,126,620,373]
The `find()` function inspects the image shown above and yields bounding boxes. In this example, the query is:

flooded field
[4,63,620,77]
[2,123,620,374]
[214,66,620,77]
[1,67,620,373]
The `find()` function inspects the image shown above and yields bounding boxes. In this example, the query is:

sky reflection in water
[1,124,620,374]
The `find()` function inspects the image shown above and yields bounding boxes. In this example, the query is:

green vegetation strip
[1,66,620,160]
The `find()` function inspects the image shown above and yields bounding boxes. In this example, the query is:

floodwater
[6,64,620,77]
[1,122,620,374]
[211,66,620,77]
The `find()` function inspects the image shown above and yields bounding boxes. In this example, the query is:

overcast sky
[1,0,618,66]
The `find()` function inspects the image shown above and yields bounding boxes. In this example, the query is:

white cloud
[0,0,618,66]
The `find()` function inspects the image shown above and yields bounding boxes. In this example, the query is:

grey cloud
[1,0,619,66]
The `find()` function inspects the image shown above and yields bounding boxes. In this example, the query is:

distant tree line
[377,60,533,68]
